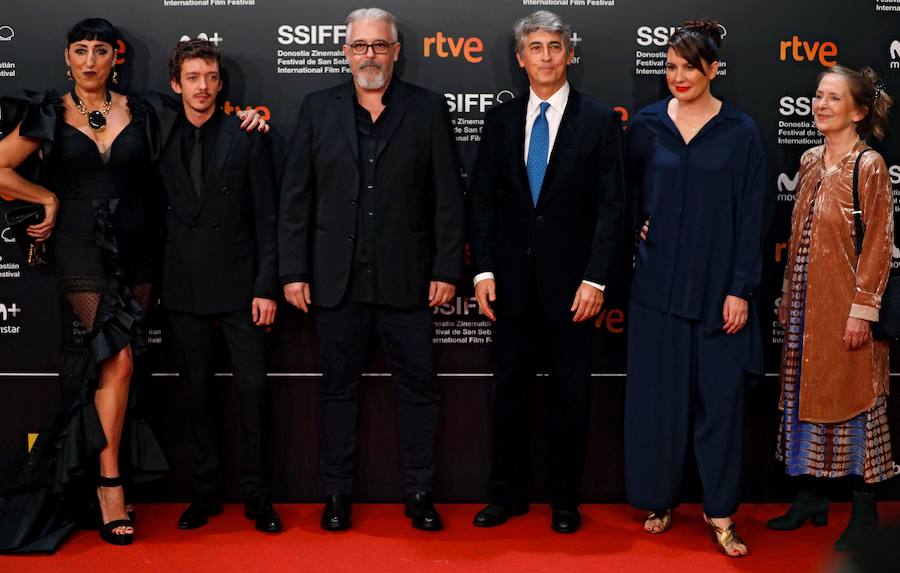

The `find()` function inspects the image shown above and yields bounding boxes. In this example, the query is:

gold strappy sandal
[644,509,672,534]
[703,514,748,557]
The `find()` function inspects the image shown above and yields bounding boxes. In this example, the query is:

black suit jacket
[468,89,625,321]
[278,79,465,309]
[153,101,278,314]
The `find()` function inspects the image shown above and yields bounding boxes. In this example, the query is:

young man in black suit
[468,10,625,534]
[279,8,464,532]
[156,38,281,533]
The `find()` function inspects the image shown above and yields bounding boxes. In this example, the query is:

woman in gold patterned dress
[767,65,894,553]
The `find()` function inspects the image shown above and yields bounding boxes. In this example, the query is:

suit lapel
[193,116,236,218]
[334,81,359,161]
[375,80,410,159]
[537,90,580,208]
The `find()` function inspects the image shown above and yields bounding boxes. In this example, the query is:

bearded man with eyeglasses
[279,7,464,532]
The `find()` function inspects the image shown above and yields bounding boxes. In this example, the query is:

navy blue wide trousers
[624,300,746,518]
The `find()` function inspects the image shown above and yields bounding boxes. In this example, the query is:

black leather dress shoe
[473,503,529,527]
[551,507,581,534]
[321,494,352,531]
[245,496,282,533]
[178,501,223,529]
[404,491,443,531]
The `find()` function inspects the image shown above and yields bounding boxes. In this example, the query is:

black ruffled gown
[0,91,168,553]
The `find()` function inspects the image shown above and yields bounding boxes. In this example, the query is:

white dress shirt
[474,81,604,293]
[523,82,569,165]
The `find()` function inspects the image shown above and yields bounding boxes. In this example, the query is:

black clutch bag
[2,201,50,266]
[850,149,899,340]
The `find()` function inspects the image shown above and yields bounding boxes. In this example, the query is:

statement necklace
[71,90,112,131]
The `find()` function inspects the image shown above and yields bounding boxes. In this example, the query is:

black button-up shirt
[345,82,396,304]
[180,108,222,190]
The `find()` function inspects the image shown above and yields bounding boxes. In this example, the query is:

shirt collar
[527,81,570,117]
[181,106,222,133]
[646,97,741,121]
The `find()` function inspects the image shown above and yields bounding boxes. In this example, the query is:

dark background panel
[1,0,900,502]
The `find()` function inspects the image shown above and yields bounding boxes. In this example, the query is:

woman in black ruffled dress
[0,19,168,551]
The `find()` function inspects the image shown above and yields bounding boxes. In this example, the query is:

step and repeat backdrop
[1,0,900,502]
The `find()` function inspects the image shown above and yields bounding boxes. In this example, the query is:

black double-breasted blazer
[152,97,278,315]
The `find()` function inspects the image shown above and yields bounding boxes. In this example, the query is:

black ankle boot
[767,489,828,530]
[834,490,878,552]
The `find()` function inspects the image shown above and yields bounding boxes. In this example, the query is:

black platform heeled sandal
[97,475,134,546]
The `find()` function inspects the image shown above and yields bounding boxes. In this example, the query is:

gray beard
[355,65,386,90]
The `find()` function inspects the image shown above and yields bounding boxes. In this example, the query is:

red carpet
[4,503,898,572]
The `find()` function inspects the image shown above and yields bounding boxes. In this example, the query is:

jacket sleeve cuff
[582,280,605,291]
[280,273,309,285]
[473,271,494,286]
[431,276,458,286]
[852,289,882,311]
[849,303,879,322]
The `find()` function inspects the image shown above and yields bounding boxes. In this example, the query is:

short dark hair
[667,19,722,71]
[67,18,118,47]
[169,38,222,82]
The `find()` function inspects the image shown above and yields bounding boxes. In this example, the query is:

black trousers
[624,301,746,518]
[487,288,595,509]
[314,302,438,496]
[168,309,269,503]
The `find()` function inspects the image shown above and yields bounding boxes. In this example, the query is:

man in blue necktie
[468,10,625,534]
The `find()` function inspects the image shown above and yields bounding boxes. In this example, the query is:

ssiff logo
[779,36,838,66]
[0,26,13,42]
[423,33,483,63]
[779,96,813,117]
[636,24,727,46]
[891,40,900,69]
[277,25,347,45]
[444,90,514,114]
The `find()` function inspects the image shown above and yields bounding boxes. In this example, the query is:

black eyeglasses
[348,41,394,55]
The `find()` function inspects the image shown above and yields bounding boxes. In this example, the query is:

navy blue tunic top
[626,98,765,373]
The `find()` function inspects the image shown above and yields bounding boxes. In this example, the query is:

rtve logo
[779,36,837,67]
[115,39,126,66]
[423,33,483,63]
[593,307,625,333]
[636,24,727,47]
[891,40,900,69]
[223,101,271,121]
[277,25,347,45]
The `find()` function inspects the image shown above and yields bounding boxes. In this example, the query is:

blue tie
[526,101,550,206]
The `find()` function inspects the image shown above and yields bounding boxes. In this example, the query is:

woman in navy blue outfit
[623,21,765,557]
